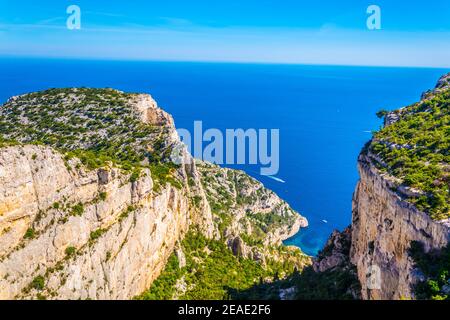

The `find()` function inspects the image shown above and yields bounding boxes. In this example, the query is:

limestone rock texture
[313,227,352,273]
[0,90,306,300]
[196,161,307,262]
[348,73,450,300]
[350,153,449,300]
[0,144,196,299]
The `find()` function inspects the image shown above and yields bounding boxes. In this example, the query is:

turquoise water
[0,58,447,255]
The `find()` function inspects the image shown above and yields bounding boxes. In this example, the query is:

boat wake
[266,176,286,183]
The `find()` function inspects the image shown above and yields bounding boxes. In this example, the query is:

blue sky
[1,0,450,67]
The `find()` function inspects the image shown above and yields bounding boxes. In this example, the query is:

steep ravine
[2,73,447,300]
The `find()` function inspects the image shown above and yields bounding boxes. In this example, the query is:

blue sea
[0,58,447,255]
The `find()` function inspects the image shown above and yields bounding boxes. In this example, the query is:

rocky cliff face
[0,144,194,299]
[349,74,450,300]
[350,154,449,299]
[313,227,352,274]
[197,161,307,247]
[0,89,307,300]
[0,100,212,299]
[196,161,308,269]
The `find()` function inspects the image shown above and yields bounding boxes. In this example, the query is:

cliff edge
[350,73,450,299]
[0,88,308,300]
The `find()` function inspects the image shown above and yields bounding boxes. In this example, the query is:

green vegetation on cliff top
[1,88,309,300]
[369,80,450,220]
[0,88,180,188]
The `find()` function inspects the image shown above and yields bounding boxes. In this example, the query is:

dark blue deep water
[0,58,447,255]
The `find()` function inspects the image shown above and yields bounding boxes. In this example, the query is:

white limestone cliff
[0,92,307,300]
[350,154,449,299]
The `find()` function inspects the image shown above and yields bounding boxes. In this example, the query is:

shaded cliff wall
[350,154,449,300]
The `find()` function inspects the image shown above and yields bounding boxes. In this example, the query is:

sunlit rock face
[0,90,306,300]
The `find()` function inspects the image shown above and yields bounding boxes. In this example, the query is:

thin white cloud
[1,21,450,68]
[36,17,66,25]
[83,11,125,18]
[158,17,195,27]
[0,23,66,31]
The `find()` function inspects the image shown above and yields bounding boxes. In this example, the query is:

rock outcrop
[350,154,449,299]
[0,89,307,300]
[0,143,204,299]
[313,227,352,273]
[196,161,307,261]
[311,73,450,300]
[349,74,450,300]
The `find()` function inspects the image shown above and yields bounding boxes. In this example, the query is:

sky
[1,0,450,67]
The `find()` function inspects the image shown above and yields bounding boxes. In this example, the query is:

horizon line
[1,54,449,70]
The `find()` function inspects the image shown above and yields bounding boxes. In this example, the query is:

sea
[0,58,447,255]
